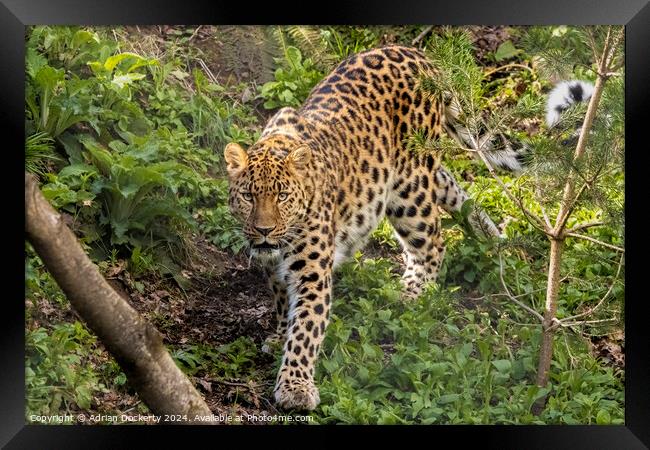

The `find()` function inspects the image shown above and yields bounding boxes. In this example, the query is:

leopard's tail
[442,97,528,174]
[545,80,594,128]
[442,79,595,174]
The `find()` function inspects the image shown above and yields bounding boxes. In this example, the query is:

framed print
[5,0,649,447]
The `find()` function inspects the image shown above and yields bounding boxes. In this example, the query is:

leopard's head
[224,134,313,259]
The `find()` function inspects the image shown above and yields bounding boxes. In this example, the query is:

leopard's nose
[254,226,276,236]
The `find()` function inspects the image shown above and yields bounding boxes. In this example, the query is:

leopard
[224,45,517,411]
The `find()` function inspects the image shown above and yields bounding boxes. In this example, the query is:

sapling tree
[417,26,624,408]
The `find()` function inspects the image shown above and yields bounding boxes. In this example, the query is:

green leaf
[460,198,475,219]
[26,48,48,79]
[80,136,113,176]
[285,46,302,64]
[58,132,85,164]
[112,73,146,89]
[103,52,144,72]
[494,41,520,62]
[114,372,127,386]
[377,310,392,321]
[437,394,460,405]
[491,359,512,374]
[71,30,99,48]
[58,163,98,179]
[596,410,611,425]
[34,65,64,92]
[463,270,476,282]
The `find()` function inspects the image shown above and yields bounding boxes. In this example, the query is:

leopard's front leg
[273,234,333,411]
[262,266,289,354]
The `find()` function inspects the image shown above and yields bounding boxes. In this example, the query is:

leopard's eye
[242,192,253,202]
[278,192,289,202]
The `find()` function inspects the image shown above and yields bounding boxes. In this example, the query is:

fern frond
[259,26,285,81]
[285,26,335,70]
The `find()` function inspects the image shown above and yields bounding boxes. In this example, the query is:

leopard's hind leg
[386,154,446,299]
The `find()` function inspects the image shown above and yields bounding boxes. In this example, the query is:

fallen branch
[25,172,215,424]
[411,25,434,47]
[484,63,533,77]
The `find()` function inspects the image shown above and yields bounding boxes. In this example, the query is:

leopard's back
[278,46,450,264]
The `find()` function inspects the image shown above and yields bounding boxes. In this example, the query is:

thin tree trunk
[532,28,621,408]
[25,173,216,424]
[536,237,564,387]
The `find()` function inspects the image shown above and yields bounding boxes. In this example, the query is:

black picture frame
[5,0,649,447]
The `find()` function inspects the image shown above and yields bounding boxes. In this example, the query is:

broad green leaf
[437,394,460,405]
[494,41,520,62]
[460,198,475,218]
[596,410,611,425]
[71,30,99,48]
[34,65,64,92]
[80,137,113,176]
[58,163,98,179]
[103,52,144,72]
[286,46,302,64]
[377,310,392,321]
[491,359,512,374]
[112,73,146,89]
[26,48,48,79]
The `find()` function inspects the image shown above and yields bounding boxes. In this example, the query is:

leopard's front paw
[274,379,320,411]
[400,283,422,301]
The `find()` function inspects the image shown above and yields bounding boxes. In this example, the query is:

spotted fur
[224,45,499,411]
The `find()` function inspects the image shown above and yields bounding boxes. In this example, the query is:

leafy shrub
[26,25,258,276]
[310,256,624,424]
[259,46,323,109]
[171,337,260,379]
[196,205,248,254]
[320,26,380,60]
[26,322,106,419]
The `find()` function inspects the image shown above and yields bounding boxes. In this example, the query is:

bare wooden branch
[535,237,564,388]
[565,232,624,253]
[555,182,591,233]
[484,63,533,77]
[25,173,215,424]
[498,253,544,322]
[559,317,618,328]
[556,254,624,326]
[566,221,604,234]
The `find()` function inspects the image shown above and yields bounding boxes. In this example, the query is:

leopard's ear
[287,145,311,171]
[224,143,248,178]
